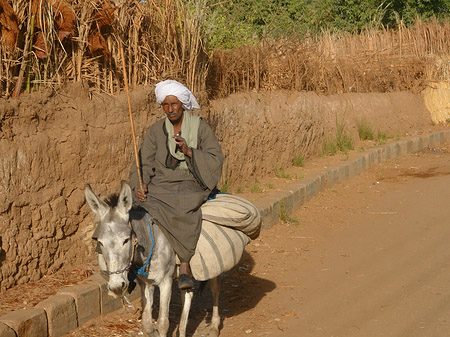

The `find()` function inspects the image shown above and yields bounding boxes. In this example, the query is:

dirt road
[65,147,450,337]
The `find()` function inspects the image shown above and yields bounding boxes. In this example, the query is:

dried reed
[1,1,449,98]
[208,19,450,97]
[0,0,208,97]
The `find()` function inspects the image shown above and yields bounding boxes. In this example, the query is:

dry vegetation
[0,0,208,97]
[208,19,450,97]
[1,1,450,98]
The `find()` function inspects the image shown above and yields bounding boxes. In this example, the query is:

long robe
[129,118,223,262]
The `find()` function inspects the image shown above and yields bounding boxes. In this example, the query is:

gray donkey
[84,181,220,337]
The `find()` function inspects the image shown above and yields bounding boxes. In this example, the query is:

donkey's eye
[123,238,130,246]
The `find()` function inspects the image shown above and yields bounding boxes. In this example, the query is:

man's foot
[178,274,194,290]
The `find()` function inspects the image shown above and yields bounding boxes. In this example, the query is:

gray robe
[129,118,223,262]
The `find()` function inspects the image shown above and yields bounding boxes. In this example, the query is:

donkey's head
[84,181,135,297]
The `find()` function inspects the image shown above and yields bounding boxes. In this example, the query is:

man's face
[162,95,184,123]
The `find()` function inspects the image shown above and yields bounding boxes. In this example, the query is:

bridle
[100,213,155,279]
[101,233,138,276]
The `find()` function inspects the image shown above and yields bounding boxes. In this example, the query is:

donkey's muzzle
[108,279,128,298]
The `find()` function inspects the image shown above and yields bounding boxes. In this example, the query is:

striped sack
[189,194,261,281]
[201,193,261,239]
[190,220,250,281]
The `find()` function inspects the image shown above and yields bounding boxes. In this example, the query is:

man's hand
[135,184,148,201]
[174,135,192,157]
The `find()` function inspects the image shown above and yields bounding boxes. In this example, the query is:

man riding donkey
[130,79,224,290]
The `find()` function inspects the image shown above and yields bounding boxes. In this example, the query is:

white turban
[154,80,200,110]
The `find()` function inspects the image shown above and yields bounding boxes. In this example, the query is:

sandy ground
[60,146,450,337]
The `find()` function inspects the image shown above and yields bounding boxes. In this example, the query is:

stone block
[409,137,420,153]
[58,283,100,326]
[316,171,327,192]
[356,156,366,173]
[381,145,391,162]
[0,308,47,337]
[441,130,450,143]
[429,133,436,148]
[416,136,424,151]
[391,143,401,158]
[275,190,294,214]
[305,176,321,201]
[337,164,349,183]
[255,196,279,229]
[406,139,413,153]
[285,181,306,210]
[0,322,16,337]
[86,273,123,315]
[36,294,77,337]
[326,168,338,188]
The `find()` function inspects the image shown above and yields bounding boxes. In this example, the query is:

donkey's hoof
[207,330,220,337]
[178,274,194,290]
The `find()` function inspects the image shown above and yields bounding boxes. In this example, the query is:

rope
[129,213,154,281]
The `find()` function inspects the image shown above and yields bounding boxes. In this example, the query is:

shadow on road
[179,250,276,336]
[146,250,275,336]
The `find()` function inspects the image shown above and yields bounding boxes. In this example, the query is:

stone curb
[1,129,449,337]
[255,129,450,229]
[0,275,141,337]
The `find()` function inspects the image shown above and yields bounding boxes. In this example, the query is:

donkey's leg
[208,277,221,337]
[178,289,193,337]
[156,275,172,337]
[141,282,157,337]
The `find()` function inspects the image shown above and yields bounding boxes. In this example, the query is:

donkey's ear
[117,181,133,215]
[84,184,109,217]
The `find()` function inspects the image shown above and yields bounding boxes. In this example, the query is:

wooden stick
[12,1,33,98]
[120,43,144,190]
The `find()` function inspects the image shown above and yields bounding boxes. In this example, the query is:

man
[130,80,224,289]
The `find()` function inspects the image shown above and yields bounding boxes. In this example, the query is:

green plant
[279,202,299,226]
[250,179,263,193]
[336,119,354,154]
[220,180,229,193]
[376,130,388,145]
[292,153,305,167]
[321,116,354,156]
[274,167,291,179]
[266,183,275,189]
[321,137,338,156]
[357,119,374,140]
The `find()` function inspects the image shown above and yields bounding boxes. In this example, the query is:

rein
[129,212,155,281]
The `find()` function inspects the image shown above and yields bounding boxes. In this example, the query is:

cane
[120,44,144,191]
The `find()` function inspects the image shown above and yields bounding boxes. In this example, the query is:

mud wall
[211,90,432,183]
[0,84,433,290]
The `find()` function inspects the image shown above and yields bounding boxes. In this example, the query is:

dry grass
[0,0,208,97]
[1,3,449,98]
[208,19,450,97]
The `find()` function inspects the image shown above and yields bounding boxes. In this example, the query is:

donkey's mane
[104,194,119,207]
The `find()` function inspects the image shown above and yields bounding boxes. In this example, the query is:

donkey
[84,181,221,337]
